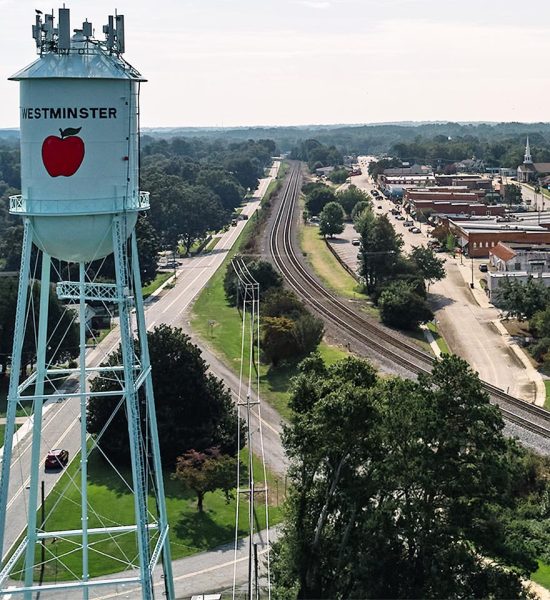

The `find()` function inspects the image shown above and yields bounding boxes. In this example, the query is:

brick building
[404,189,485,203]
[410,200,505,218]
[447,220,550,257]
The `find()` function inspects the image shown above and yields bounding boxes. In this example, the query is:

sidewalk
[453,257,546,406]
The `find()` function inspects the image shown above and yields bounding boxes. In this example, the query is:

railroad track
[269,162,550,442]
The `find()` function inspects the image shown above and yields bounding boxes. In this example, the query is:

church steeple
[524,136,533,164]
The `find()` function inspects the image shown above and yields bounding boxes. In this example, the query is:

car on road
[45,449,69,471]
[351,238,360,246]
[395,214,405,221]
[410,227,421,234]
[479,263,488,272]
[403,220,414,227]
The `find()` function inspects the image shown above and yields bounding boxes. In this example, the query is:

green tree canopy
[223,258,283,307]
[358,214,404,293]
[305,186,336,216]
[378,280,433,329]
[87,325,243,466]
[272,354,542,600]
[496,276,548,320]
[336,185,371,218]
[319,201,345,238]
[409,245,446,289]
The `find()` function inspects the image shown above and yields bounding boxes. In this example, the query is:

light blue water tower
[0,8,174,599]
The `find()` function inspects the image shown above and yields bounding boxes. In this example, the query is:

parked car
[377,205,383,209]
[403,220,414,228]
[231,219,238,226]
[309,216,320,223]
[45,449,69,471]
[479,263,488,272]
[410,227,421,234]
[395,215,405,221]
[351,238,360,246]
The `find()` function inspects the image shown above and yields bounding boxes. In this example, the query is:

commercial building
[446,219,550,257]
[489,241,550,273]
[410,200,505,218]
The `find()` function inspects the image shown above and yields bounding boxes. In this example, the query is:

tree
[172,448,237,512]
[351,200,371,222]
[223,258,283,306]
[261,316,296,367]
[135,215,161,284]
[196,168,244,213]
[496,276,548,320]
[336,186,371,218]
[225,156,261,190]
[327,168,348,184]
[378,280,433,329]
[358,215,403,293]
[261,288,307,320]
[504,183,522,205]
[272,354,540,600]
[319,202,345,238]
[304,186,336,216]
[87,325,243,466]
[0,277,79,380]
[410,245,446,290]
[292,313,324,357]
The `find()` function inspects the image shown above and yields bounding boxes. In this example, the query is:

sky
[1,0,550,128]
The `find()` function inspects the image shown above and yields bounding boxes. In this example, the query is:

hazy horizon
[1,0,550,129]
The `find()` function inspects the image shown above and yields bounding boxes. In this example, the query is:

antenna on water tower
[0,7,175,599]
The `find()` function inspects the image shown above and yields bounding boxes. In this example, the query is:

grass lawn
[18,448,282,582]
[532,560,550,590]
[426,322,451,355]
[142,271,172,299]
[192,241,349,420]
[544,381,550,410]
[300,224,361,300]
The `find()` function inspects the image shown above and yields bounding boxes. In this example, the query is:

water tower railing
[9,191,150,215]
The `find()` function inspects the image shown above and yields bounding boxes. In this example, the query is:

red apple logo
[42,127,85,177]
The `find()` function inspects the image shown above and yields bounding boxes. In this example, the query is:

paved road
[329,169,542,403]
[1,163,284,597]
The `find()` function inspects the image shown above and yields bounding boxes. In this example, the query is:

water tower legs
[0,218,175,599]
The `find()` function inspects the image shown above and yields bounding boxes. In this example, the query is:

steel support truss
[0,218,174,599]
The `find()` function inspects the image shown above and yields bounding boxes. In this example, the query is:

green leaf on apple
[59,127,82,139]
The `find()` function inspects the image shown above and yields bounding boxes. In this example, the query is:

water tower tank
[9,9,147,262]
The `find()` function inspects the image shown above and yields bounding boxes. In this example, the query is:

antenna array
[32,8,126,55]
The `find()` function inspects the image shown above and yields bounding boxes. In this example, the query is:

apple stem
[59,128,64,139]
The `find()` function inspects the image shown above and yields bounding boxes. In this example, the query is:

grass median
[300,225,360,300]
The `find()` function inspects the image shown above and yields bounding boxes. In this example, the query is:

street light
[470,256,474,289]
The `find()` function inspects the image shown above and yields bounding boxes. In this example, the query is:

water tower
[0,8,174,598]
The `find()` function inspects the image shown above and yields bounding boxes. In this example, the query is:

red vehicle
[45,449,69,471]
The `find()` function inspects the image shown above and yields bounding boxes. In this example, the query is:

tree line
[272,352,550,599]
